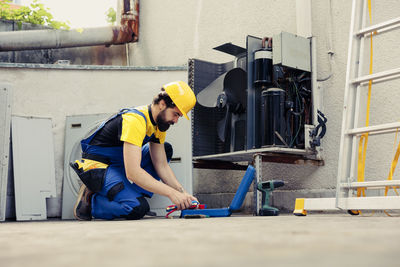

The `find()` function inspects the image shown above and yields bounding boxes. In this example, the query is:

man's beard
[156,109,174,132]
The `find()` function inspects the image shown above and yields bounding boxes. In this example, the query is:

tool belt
[81,152,111,165]
[70,155,109,193]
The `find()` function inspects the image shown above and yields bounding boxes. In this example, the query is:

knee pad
[122,196,150,220]
[164,142,173,161]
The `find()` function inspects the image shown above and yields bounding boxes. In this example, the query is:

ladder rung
[359,73,400,86]
[341,180,400,189]
[346,122,400,136]
[351,67,400,84]
[357,17,400,36]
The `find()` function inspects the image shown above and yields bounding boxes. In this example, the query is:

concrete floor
[0,214,399,267]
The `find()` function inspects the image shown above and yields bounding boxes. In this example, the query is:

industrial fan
[196,68,247,152]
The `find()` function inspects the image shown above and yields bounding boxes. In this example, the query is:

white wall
[128,0,297,66]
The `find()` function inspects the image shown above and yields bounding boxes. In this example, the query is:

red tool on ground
[165,200,206,218]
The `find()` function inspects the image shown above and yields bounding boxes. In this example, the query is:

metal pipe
[123,0,131,13]
[0,0,139,51]
[0,26,127,51]
[121,0,139,42]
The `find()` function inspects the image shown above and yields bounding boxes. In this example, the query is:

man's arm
[149,142,198,205]
[148,142,186,193]
[123,142,194,209]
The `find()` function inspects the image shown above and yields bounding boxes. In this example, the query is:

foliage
[105,7,116,25]
[0,0,70,29]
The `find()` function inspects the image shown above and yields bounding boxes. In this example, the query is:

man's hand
[168,190,199,210]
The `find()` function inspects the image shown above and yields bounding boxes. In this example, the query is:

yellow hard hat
[163,81,196,120]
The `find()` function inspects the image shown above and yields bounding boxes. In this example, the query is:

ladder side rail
[340,197,400,210]
[349,0,369,198]
[349,98,361,197]
[335,0,366,209]
[305,197,400,211]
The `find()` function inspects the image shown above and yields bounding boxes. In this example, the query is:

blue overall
[80,108,171,220]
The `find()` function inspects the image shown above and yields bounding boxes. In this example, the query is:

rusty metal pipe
[121,0,139,42]
[123,0,131,13]
[0,26,132,51]
[261,37,272,49]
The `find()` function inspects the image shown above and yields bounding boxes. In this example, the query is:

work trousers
[91,142,172,220]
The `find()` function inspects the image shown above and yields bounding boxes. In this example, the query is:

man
[71,81,198,220]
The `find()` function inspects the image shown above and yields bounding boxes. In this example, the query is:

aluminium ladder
[294,0,400,215]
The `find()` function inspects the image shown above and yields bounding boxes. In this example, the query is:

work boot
[73,184,93,221]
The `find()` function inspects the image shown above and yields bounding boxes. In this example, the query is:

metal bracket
[253,154,262,216]
[309,110,327,148]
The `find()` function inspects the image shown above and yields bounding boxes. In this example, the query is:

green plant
[105,7,116,25]
[0,0,70,29]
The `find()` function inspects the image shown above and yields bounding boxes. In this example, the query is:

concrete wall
[129,0,297,66]
[125,0,400,212]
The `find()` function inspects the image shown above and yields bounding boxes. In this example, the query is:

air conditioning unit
[190,32,326,164]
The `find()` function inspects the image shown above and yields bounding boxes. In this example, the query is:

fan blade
[217,105,231,142]
[197,68,247,108]
[223,68,247,109]
[196,73,227,107]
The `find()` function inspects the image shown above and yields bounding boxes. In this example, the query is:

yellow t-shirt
[120,105,166,147]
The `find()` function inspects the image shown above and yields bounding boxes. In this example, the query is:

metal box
[273,31,311,72]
